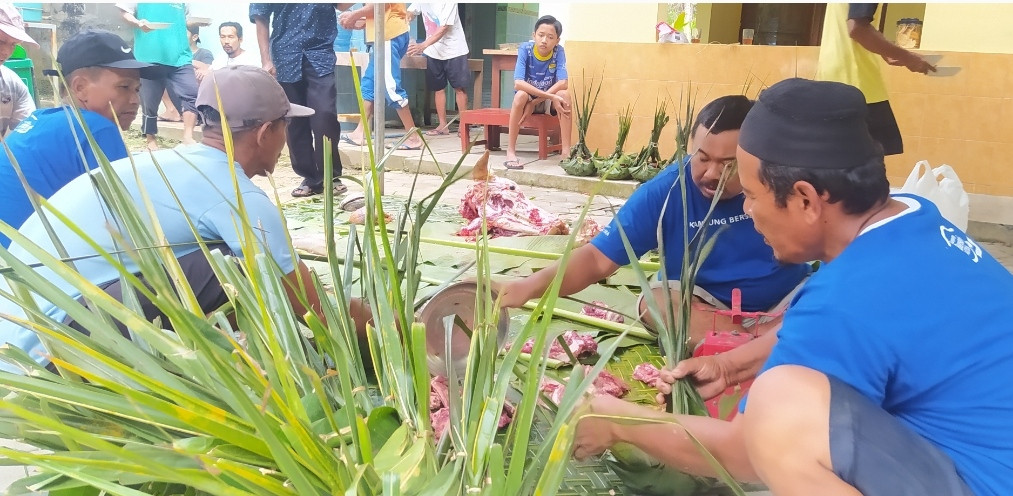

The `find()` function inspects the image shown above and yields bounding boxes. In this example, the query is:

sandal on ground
[291,184,322,198]
[425,128,451,136]
[503,159,523,170]
[333,181,348,195]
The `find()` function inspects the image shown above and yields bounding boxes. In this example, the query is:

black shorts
[426,54,471,91]
[63,244,234,339]
[828,376,973,496]
[866,101,903,156]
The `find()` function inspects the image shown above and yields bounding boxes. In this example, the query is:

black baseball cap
[43,29,155,78]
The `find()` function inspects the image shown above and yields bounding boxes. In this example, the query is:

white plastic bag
[657,22,688,44]
[899,160,970,231]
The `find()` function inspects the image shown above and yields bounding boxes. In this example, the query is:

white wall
[537,3,571,45]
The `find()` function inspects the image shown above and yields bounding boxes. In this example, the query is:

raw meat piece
[575,218,602,246]
[429,375,515,438]
[431,407,450,439]
[539,366,629,405]
[591,367,630,398]
[430,376,450,410]
[540,380,566,405]
[632,363,661,385]
[580,300,625,323]
[513,331,598,363]
[499,402,516,429]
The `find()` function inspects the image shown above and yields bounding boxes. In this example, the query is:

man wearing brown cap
[0,2,37,135]
[0,29,153,249]
[570,78,1013,496]
[0,65,371,372]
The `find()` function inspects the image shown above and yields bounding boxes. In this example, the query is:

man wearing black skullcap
[572,78,1013,496]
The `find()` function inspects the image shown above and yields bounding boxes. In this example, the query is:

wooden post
[373,3,385,195]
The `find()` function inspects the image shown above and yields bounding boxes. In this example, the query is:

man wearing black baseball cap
[0,29,153,248]
[569,78,1013,496]
[1,65,373,373]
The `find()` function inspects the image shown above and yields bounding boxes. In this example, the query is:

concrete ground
[2,124,1010,493]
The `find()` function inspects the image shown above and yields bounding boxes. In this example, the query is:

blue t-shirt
[590,161,809,311]
[750,195,1013,495]
[0,143,299,371]
[0,107,128,248]
[513,41,567,92]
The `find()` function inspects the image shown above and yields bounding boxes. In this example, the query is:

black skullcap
[739,78,880,169]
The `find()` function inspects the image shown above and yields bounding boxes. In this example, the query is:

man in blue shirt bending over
[500,95,811,399]
[0,29,153,248]
[573,78,1013,496]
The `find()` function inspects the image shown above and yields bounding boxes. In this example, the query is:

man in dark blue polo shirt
[250,3,346,198]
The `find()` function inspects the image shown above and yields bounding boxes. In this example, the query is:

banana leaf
[559,156,597,177]
[629,161,663,183]
[606,443,710,495]
[596,157,632,181]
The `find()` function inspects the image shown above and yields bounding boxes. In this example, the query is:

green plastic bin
[3,57,35,104]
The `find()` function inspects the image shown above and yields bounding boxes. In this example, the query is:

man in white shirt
[211,21,260,69]
[406,3,469,135]
[0,3,36,135]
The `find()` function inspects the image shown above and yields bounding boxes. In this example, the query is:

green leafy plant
[628,100,670,183]
[594,103,636,181]
[560,71,602,177]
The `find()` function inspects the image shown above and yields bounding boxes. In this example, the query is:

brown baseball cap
[0,3,38,48]
[195,65,313,131]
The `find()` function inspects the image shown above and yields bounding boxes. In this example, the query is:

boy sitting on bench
[503,15,571,170]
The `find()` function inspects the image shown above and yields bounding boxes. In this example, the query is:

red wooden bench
[458,108,562,160]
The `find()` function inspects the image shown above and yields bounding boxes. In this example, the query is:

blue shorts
[828,376,973,496]
[361,32,409,108]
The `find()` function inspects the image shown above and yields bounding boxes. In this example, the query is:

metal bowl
[416,281,509,378]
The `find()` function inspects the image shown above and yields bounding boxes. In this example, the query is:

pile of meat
[511,330,598,364]
[456,151,601,242]
[429,376,515,439]
[540,366,630,405]
[458,175,569,238]
[580,300,625,323]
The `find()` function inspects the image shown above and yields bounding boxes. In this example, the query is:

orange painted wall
[566,42,1012,197]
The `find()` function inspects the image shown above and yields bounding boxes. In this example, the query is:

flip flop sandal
[291,184,322,198]
[385,142,423,151]
[333,181,348,195]
[339,134,363,146]
[503,160,523,170]
[425,128,451,136]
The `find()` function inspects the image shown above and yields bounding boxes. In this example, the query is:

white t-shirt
[211,47,262,70]
[0,65,34,136]
[407,3,469,60]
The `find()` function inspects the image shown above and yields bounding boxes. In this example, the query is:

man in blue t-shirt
[573,79,1013,496]
[503,15,571,170]
[500,95,810,376]
[0,66,373,374]
[0,29,154,248]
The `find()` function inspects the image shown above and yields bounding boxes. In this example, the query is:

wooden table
[335,52,484,125]
[483,48,518,109]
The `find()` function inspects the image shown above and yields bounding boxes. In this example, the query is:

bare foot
[145,137,159,152]
[181,137,196,145]
[342,133,365,146]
